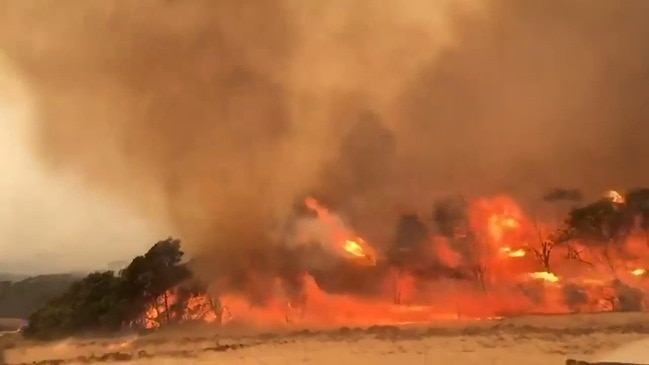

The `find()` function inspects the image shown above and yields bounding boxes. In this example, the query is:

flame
[304,197,376,263]
[140,290,218,329]
[487,214,520,243]
[529,271,559,283]
[472,195,526,247]
[134,193,649,329]
[605,190,625,204]
[501,247,526,258]
[344,239,365,257]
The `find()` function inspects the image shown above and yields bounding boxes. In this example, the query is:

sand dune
[5,312,649,365]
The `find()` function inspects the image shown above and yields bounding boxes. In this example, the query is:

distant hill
[0,274,81,318]
[0,273,28,282]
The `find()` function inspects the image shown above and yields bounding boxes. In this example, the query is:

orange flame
[137,191,649,329]
[304,197,376,263]
[605,190,625,204]
[529,271,559,283]
[344,239,365,257]
[501,247,526,258]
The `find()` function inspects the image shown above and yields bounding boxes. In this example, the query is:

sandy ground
[0,319,23,332]
[4,312,649,365]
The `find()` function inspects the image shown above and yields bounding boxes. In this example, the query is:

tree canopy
[23,238,195,340]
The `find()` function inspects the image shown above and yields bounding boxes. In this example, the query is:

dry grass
[5,312,649,365]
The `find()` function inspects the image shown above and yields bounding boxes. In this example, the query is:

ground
[4,312,649,365]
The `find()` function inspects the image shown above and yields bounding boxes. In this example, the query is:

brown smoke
[2,0,649,283]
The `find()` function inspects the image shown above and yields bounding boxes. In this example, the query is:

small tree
[563,199,630,273]
[532,239,555,273]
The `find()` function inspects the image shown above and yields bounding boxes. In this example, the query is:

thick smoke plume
[2,1,649,296]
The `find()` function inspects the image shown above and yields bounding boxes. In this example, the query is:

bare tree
[531,220,556,272]
[564,244,594,267]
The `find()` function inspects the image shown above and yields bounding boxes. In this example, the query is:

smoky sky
[2,0,649,278]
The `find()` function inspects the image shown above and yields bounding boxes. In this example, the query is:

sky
[0,55,163,274]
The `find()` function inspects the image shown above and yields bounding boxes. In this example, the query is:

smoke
[2,0,649,287]
[0,55,161,273]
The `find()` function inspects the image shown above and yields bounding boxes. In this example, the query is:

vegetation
[426,188,649,280]
[19,188,649,339]
[22,238,196,340]
[557,188,649,271]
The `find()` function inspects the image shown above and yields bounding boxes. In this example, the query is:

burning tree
[23,238,201,339]
[531,187,586,273]
[119,238,191,327]
[562,196,631,273]
[388,214,429,304]
[432,196,488,290]
[532,236,555,273]
[625,188,649,246]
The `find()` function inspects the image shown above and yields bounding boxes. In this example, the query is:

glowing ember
[529,271,559,283]
[631,268,646,276]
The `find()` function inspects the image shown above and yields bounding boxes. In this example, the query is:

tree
[532,238,555,273]
[563,199,630,272]
[389,214,430,266]
[431,196,487,290]
[625,188,649,246]
[141,238,191,324]
[531,187,588,272]
[23,271,125,339]
[432,196,470,239]
[388,214,430,304]
[23,238,195,339]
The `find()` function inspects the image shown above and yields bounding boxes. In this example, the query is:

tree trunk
[543,254,551,273]
[603,245,616,275]
[474,265,486,292]
[163,292,170,324]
